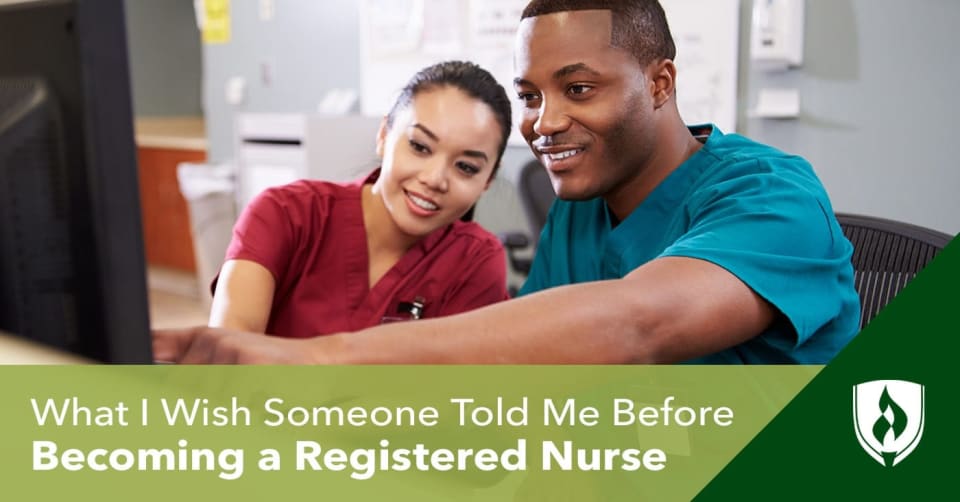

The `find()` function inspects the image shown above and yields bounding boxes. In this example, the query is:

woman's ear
[375,116,389,157]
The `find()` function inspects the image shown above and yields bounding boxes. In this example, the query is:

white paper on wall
[661,0,741,132]
[359,0,740,138]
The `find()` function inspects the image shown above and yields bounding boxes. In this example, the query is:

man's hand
[152,326,325,364]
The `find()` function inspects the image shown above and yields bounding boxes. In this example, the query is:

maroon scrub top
[222,173,509,338]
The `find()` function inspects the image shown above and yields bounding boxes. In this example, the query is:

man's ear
[375,116,389,157]
[649,59,677,109]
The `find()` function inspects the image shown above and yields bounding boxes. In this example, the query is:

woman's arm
[208,259,277,333]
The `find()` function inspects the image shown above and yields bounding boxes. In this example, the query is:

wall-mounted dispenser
[750,0,805,70]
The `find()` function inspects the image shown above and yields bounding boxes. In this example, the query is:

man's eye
[568,84,593,96]
[517,92,540,103]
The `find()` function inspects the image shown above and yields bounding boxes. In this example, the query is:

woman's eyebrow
[413,123,489,161]
[462,150,488,161]
[411,123,438,141]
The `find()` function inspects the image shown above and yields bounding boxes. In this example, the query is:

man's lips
[537,146,586,171]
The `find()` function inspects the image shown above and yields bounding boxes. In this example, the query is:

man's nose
[533,98,571,138]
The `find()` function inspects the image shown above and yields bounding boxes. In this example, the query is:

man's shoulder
[703,130,810,172]
[695,130,827,197]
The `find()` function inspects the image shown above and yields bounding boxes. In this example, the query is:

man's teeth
[547,149,582,161]
[408,193,438,211]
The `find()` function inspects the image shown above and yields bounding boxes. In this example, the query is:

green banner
[0,366,817,501]
[6,240,955,500]
[696,238,960,500]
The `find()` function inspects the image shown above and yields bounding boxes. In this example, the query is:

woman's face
[374,86,502,238]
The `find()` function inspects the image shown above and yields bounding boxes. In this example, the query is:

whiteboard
[661,0,741,132]
[358,0,741,144]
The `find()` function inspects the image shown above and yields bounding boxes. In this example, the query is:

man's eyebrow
[514,63,602,87]
[554,63,601,80]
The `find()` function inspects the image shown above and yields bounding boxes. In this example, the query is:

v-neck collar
[608,125,719,235]
[599,125,720,275]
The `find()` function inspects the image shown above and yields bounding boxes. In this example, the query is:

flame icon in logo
[872,387,908,466]
[854,380,924,467]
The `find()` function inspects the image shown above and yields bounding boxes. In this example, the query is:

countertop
[135,116,207,151]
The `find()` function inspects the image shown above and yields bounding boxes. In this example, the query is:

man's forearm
[307,256,773,365]
[309,280,651,364]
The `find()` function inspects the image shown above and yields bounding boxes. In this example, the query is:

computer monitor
[0,0,152,362]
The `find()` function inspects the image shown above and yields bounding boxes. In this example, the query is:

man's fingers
[179,327,223,364]
[152,327,204,363]
[152,326,302,364]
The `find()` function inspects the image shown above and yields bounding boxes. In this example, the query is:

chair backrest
[516,160,556,245]
[835,213,953,330]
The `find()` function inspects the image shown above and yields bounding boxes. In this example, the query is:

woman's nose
[418,160,448,192]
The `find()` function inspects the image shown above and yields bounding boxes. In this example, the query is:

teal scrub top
[519,125,860,364]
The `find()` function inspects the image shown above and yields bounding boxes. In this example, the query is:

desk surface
[0,333,91,364]
[135,116,207,151]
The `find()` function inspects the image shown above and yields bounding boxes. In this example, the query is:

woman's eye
[456,161,480,176]
[409,140,430,154]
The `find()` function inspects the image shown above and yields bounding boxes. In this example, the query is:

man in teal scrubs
[154,0,859,364]
[520,122,858,363]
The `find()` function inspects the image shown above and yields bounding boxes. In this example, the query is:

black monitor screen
[0,0,152,363]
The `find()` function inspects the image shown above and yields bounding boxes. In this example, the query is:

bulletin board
[358,0,741,144]
[661,0,741,132]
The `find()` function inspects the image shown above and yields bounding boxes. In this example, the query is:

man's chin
[555,186,598,201]
[548,171,603,201]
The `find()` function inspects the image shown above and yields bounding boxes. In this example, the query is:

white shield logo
[853,380,925,467]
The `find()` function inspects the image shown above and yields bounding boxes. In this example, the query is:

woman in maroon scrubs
[207,61,514,339]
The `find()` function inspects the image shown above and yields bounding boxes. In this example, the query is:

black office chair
[835,213,954,330]
[500,160,556,294]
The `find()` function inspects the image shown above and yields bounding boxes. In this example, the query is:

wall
[202,0,361,162]
[202,0,959,236]
[124,0,202,117]
[740,0,959,234]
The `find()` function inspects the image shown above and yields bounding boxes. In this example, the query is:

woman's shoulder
[257,178,362,209]
[267,178,359,198]
[446,220,504,251]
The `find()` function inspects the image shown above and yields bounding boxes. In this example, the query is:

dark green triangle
[695,236,959,500]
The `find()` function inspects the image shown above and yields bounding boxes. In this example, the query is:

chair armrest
[498,231,533,276]
[498,231,530,250]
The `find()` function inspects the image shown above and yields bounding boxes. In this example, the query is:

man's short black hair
[521,0,676,65]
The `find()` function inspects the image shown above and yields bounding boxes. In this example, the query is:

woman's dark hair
[385,61,513,178]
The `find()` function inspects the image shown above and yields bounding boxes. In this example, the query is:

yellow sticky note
[202,0,231,45]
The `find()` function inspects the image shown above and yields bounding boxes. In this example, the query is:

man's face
[514,10,656,202]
